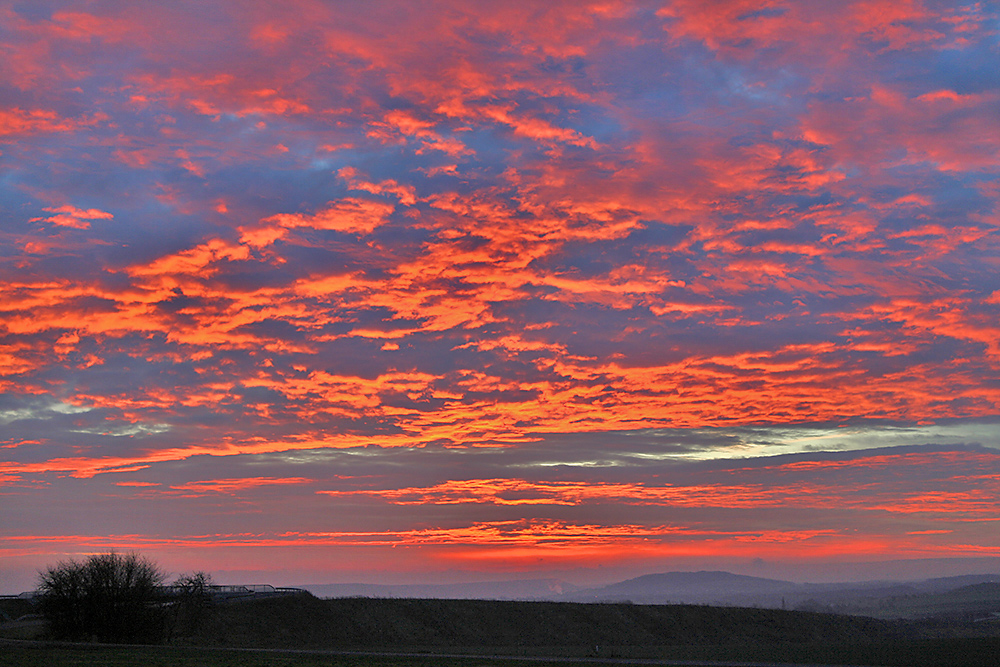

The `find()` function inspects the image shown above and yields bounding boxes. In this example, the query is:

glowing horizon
[2,0,999,592]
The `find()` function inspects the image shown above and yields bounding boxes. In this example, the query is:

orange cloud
[802,85,1000,172]
[3,520,975,568]
[658,0,955,58]
[338,167,417,206]
[257,198,396,238]
[0,108,79,137]
[46,10,138,43]
[29,205,114,229]
[315,468,1000,518]
[168,477,315,496]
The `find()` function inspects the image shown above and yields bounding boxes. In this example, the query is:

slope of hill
[830,582,1000,620]
[174,592,1000,666]
[184,592,893,650]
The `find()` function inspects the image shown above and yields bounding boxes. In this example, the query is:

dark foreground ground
[0,643,604,667]
[3,593,1000,666]
[4,639,1000,667]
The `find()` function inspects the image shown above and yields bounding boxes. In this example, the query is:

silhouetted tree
[38,551,166,643]
[169,571,214,638]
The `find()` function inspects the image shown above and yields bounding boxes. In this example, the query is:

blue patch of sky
[0,183,44,235]
[206,161,350,214]
[10,1,56,20]
[736,6,789,21]
[882,35,999,94]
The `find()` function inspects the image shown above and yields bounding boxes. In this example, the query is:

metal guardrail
[4,585,306,602]
[156,584,306,601]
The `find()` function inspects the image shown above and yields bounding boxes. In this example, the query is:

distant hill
[301,570,1000,619]
[564,570,802,604]
[909,574,1000,594]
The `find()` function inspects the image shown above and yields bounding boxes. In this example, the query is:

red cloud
[658,0,959,57]
[254,198,396,240]
[169,477,315,496]
[30,205,113,229]
[0,108,105,139]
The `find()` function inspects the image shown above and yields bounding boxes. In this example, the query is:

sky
[2,0,999,593]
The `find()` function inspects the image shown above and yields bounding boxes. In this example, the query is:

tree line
[37,551,213,643]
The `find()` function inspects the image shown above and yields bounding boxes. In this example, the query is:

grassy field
[6,592,1000,666]
[0,643,643,667]
[6,636,1000,667]
[181,594,900,650]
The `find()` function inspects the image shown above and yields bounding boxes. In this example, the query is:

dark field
[2,644,590,667]
[4,593,1000,666]
[5,639,1000,667]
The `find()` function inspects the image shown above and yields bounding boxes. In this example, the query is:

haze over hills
[301,570,1000,620]
[303,578,581,600]
[568,570,801,603]
[560,571,1000,615]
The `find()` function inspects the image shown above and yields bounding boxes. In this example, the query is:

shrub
[38,551,166,643]
[169,571,215,639]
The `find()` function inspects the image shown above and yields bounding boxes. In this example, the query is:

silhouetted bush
[168,571,214,639]
[38,551,166,643]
